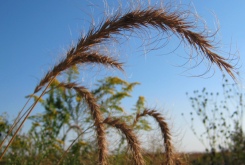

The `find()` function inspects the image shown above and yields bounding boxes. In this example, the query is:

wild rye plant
[0,1,240,165]
[26,67,150,158]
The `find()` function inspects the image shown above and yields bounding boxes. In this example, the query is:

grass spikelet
[103,117,145,165]
[35,1,239,95]
[55,82,108,165]
[35,51,124,93]
[134,109,174,165]
[75,3,238,80]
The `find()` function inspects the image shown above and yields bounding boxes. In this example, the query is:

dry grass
[104,117,145,165]
[134,109,175,165]
[53,82,108,164]
[74,87,108,165]
[0,0,240,164]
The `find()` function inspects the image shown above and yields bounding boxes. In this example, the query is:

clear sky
[1,0,245,152]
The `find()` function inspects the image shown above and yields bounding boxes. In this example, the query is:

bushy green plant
[27,65,150,153]
[0,66,153,164]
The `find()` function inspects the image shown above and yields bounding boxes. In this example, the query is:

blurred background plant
[3,72,245,164]
[183,74,245,164]
[0,66,159,164]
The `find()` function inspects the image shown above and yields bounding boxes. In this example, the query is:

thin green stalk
[9,102,36,135]
[0,97,31,150]
[0,75,57,160]
[56,124,95,165]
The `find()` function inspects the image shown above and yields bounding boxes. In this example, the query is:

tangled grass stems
[134,109,174,165]
[103,117,145,165]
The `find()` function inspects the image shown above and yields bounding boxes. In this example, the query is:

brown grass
[35,0,238,95]
[1,1,240,164]
[134,109,176,165]
[53,82,144,165]
[55,82,108,165]
[103,117,145,165]
[34,52,124,94]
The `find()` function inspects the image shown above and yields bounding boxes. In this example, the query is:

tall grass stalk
[134,109,174,165]
[0,97,31,149]
[0,76,57,160]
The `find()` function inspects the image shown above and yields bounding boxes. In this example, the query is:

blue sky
[1,0,245,152]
